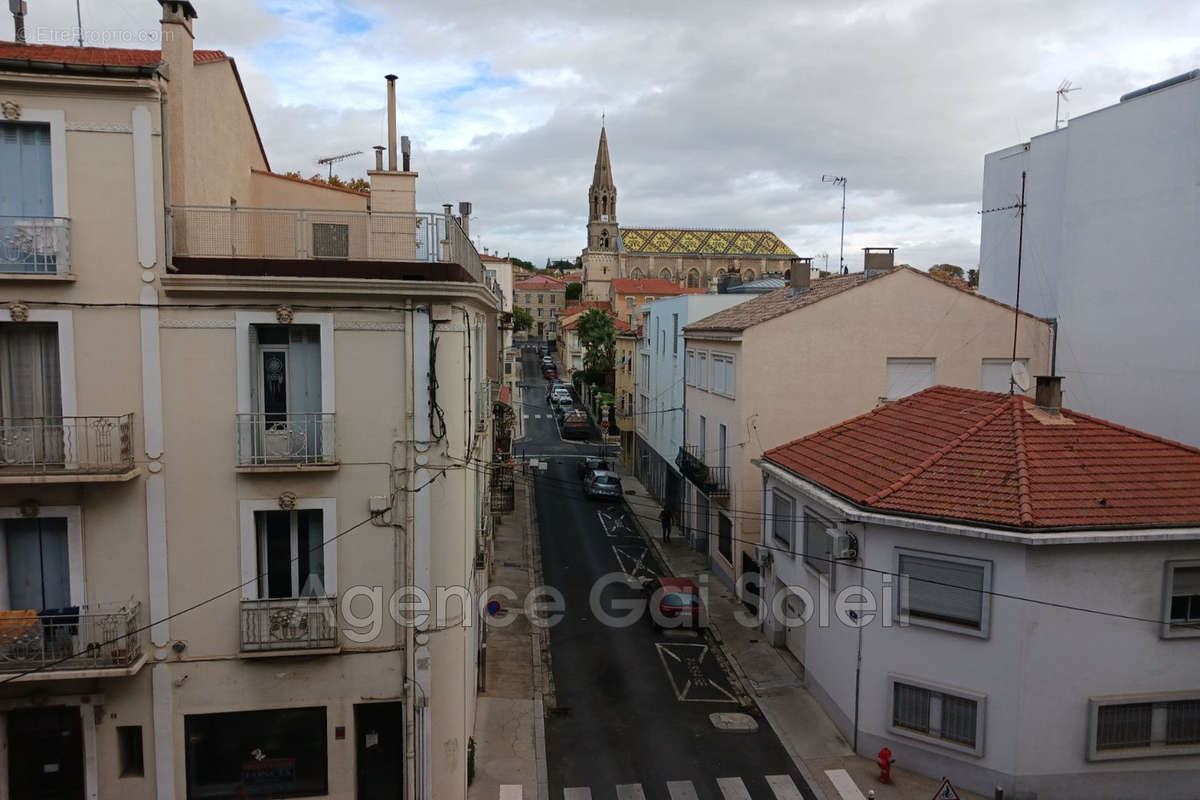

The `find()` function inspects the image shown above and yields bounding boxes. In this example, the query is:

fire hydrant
[877,747,894,783]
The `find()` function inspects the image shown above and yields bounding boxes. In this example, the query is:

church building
[581,126,798,302]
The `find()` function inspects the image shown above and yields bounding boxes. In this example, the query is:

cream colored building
[0,4,498,799]
[513,274,566,341]
[681,260,1053,595]
[613,327,639,465]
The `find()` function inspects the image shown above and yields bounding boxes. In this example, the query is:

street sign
[931,778,960,800]
[601,420,609,431]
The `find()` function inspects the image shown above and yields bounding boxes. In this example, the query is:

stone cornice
[160,273,497,306]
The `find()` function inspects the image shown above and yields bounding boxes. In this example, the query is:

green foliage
[967,268,979,287]
[284,170,370,193]
[512,306,534,332]
[929,263,966,281]
[565,282,582,301]
[577,309,616,379]
[510,257,536,271]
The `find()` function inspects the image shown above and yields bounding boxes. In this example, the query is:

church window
[601,229,610,248]
[715,268,726,278]
[686,269,700,288]
[743,269,756,281]
[631,268,643,279]
[602,196,608,215]
[659,268,672,281]
[592,196,598,219]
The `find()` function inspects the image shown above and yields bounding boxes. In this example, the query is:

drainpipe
[157,67,176,272]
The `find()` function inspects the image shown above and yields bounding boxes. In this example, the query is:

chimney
[458,202,472,236]
[159,1,198,206]
[790,256,812,294]
[863,247,897,277]
[11,0,27,43]
[385,74,398,171]
[1035,375,1063,414]
[373,145,385,171]
[717,273,742,294]
[401,136,411,172]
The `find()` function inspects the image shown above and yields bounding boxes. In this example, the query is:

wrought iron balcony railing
[0,414,134,474]
[240,596,338,653]
[0,601,143,675]
[235,412,336,466]
[0,216,70,275]
[172,205,485,285]
[677,445,730,501]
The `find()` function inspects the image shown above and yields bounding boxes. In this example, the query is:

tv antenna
[1055,80,1081,130]
[316,150,363,181]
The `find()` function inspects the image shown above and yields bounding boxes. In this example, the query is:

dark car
[543,367,557,380]
[577,456,611,479]
[642,576,705,629]
[584,470,623,501]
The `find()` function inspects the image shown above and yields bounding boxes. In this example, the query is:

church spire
[592,124,615,189]
[588,124,617,247]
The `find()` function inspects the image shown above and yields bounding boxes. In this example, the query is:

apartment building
[979,69,1200,447]
[756,384,1200,798]
[481,253,515,351]
[0,4,498,798]
[611,277,703,328]
[613,325,639,464]
[513,274,565,341]
[681,257,1052,597]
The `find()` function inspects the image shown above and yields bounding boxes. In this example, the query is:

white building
[632,292,754,537]
[979,69,1200,447]
[755,383,1200,799]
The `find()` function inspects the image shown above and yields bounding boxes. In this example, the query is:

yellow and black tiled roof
[619,227,795,257]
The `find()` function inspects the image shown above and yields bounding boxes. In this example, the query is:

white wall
[979,75,1200,446]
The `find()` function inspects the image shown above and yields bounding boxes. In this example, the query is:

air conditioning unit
[825,526,858,561]
[753,544,773,568]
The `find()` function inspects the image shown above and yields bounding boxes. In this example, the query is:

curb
[522,466,553,800]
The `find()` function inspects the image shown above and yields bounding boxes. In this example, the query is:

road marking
[824,769,868,800]
[654,643,738,703]
[534,414,542,419]
[615,784,646,800]
[666,781,699,800]
[611,543,655,579]
[522,414,529,420]
[563,789,592,800]
[716,777,752,800]
[765,775,805,800]
[499,785,522,800]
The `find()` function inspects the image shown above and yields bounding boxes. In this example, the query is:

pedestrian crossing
[554,774,805,799]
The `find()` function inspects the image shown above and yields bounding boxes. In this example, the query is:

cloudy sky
[21,0,1200,270]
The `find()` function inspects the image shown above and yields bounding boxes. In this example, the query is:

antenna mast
[978,172,1028,393]
[1055,80,1081,130]
[316,150,364,182]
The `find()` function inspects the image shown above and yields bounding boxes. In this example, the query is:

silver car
[585,470,623,501]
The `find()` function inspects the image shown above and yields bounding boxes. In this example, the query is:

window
[886,357,936,400]
[185,707,328,798]
[1,121,60,273]
[525,293,532,304]
[686,350,696,385]
[803,512,832,581]
[631,268,643,279]
[625,296,635,308]
[697,415,706,459]
[5,517,70,610]
[687,269,700,288]
[981,358,1028,394]
[896,549,991,637]
[697,352,708,390]
[1163,560,1200,638]
[0,321,64,462]
[717,424,727,471]
[710,354,736,397]
[672,314,679,355]
[537,294,543,304]
[718,513,733,563]
[537,308,543,317]
[255,510,327,599]
[659,268,671,281]
[118,725,144,778]
[1089,694,1200,760]
[890,677,984,754]
[771,491,794,551]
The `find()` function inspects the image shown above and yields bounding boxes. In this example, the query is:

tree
[510,257,536,271]
[929,263,966,284]
[577,309,616,381]
[565,282,582,301]
[285,170,370,193]
[512,307,533,332]
[967,268,979,288]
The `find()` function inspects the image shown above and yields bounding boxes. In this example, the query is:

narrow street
[519,348,814,800]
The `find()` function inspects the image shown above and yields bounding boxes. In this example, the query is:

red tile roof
[560,308,628,332]
[0,42,227,66]
[611,278,701,296]
[559,301,611,318]
[480,253,509,263]
[763,385,1200,531]
[514,275,566,290]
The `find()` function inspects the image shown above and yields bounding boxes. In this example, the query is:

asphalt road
[518,346,814,800]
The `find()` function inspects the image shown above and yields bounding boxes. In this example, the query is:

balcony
[0,415,137,483]
[0,216,71,277]
[235,412,336,470]
[171,205,486,286]
[240,596,339,655]
[0,602,145,681]
[677,445,730,504]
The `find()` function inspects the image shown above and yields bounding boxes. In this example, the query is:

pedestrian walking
[659,506,672,542]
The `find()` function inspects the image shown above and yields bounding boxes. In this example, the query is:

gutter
[156,65,175,272]
[754,459,1200,545]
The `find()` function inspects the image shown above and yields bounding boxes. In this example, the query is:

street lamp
[822,174,847,275]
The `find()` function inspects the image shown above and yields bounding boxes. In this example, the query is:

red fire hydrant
[877,747,894,784]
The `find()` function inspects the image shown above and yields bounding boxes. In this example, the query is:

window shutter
[886,358,936,399]
[1173,567,1200,595]
[900,553,985,627]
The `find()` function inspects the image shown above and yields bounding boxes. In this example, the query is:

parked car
[641,576,705,629]
[548,386,571,404]
[561,410,591,439]
[584,470,623,501]
[542,367,557,380]
[577,456,611,479]
[554,398,574,417]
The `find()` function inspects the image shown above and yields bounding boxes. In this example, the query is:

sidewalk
[469,473,549,800]
[620,472,986,800]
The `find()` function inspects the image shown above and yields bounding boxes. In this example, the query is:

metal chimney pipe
[373,145,385,171]
[11,0,28,43]
[401,136,411,172]
[458,202,472,237]
[385,74,398,171]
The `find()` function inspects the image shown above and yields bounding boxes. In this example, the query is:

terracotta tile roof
[620,227,795,257]
[0,42,227,66]
[559,301,611,317]
[685,272,868,333]
[514,275,566,290]
[763,385,1200,531]
[560,308,627,332]
[480,253,508,262]
[611,278,704,296]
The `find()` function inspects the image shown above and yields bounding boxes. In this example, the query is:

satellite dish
[1011,361,1032,392]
